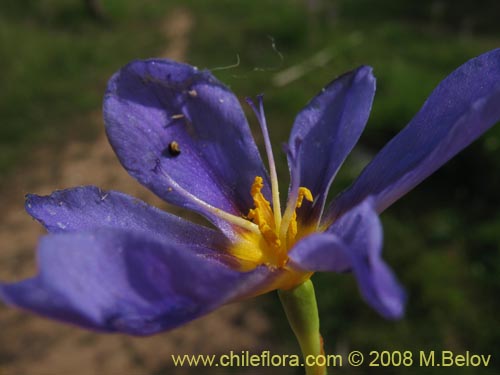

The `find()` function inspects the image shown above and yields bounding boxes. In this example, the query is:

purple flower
[2,50,500,336]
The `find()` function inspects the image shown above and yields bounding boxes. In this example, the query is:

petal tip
[354,65,375,86]
[381,293,407,320]
[24,193,41,215]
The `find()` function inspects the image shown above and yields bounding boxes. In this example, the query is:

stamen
[246,95,282,231]
[296,187,313,209]
[247,177,281,248]
[281,197,297,243]
[279,141,314,242]
[156,162,260,234]
[284,187,313,246]
[280,170,301,241]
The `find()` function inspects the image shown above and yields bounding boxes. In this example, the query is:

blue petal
[289,199,405,319]
[0,229,272,335]
[25,186,226,250]
[287,66,375,223]
[328,49,500,220]
[103,59,269,234]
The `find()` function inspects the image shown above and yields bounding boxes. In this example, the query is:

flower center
[229,176,313,269]
[159,95,315,282]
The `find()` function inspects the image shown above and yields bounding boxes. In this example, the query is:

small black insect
[168,141,181,156]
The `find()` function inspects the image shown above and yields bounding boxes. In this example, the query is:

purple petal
[287,66,375,222]
[25,186,226,250]
[103,59,269,233]
[0,229,272,335]
[289,199,405,319]
[328,49,500,220]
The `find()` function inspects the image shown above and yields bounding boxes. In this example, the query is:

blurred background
[0,0,499,374]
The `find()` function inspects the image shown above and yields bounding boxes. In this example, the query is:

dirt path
[0,8,277,375]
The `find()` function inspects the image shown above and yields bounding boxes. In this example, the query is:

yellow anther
[287,212,298,246]
[285,187,313,246]
[229,177,313,270]
[296,187,313,208]
[247,176,281,248]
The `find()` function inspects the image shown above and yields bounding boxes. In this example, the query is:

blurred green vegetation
[0,0,172,180]
[1,0,499,374]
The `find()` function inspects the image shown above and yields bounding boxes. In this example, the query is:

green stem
[278,279,326,375]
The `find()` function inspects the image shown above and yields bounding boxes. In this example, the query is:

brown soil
[0,8,280,375]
